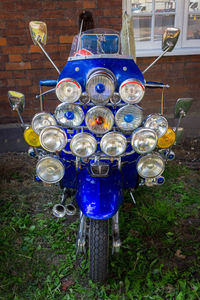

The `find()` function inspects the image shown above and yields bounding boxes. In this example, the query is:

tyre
[89,218,109,282]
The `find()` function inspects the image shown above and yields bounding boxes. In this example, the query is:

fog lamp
[70,133,97,158]
[39,126,67,152]
[131,128,157,154]
[100,132,127,156]
[157,127,176,149]
[56,78,82,103]
[24,127,40,147]
[144,114,168,137]
[32,112,57,134]
[137,153,165,178]
[85,106,114,134]
[36,156,64,183]
[115,104,143,132]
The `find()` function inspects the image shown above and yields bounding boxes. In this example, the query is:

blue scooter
[8,17,193,282]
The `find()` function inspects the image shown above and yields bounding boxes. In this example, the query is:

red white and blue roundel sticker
[73,49,93,57]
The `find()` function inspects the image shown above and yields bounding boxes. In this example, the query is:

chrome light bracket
[76,212,87,256]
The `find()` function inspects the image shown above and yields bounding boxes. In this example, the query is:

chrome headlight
[70,133,97,158]
[119,79,145,104]
[54,103,84,127]
[86,106,114,134]
[100,132,127,157]
[131,128,158,154]
[56,78,82,103]
[86,69,115,105]
[115,105,143,132]
[32,112,57,134]
[36,156,64,183]
[39,126,67,152]
[144,114,168,137]
[137,153,165,178]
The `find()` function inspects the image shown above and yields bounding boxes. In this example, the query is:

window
[123,0,200,56]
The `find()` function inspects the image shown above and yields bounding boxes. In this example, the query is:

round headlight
[119,79,145,104]
[144,114,168,137]
[137,153,165,178]
[32,112,57,134]
[54,103,84,127]
[131,128,158,154]
[56,78,82,103]
[39,126,67,152]
[85,106,114,134]
[100,132,127,157]
[36,156,64,183]
[157,127,176,149]
[86,69,115,105]
[70,133,97,158]
[24,127,41,147]
[115,104,143,132]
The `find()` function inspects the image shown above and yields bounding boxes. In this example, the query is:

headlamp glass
[70,133,97,158]
[56,78,82,103]
[157,127,176,149]
[24,127,41,147]
[131,128,158,154]
[86,106,114,134]
[86,69,115,105]
[54,103,84,127]
[36,156,64,183]
[144,114,168,137]
[100,132,127,156]
[115,104,143,132]
[32,112,57,134]
[119,79,145,104]
[137,153,165,178]
[39,126,67,152]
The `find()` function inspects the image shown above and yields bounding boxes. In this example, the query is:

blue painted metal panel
[76,168,123,219]
[58,58,144,92]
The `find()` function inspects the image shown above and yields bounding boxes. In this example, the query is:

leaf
[175,249,186,259]
[61,279,75,291]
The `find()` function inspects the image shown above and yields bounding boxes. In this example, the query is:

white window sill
[136,47,200,57]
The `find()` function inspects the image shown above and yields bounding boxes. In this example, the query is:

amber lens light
[86,106,114,134]
[157,127,176,149]
[24,127,40,147]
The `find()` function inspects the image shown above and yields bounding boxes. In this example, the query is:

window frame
[123,0,200,57]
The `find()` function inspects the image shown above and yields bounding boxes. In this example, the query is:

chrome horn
[52,203,66,218]
[65,203,77,216]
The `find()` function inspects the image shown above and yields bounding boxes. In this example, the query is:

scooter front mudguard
[76,168,123,220]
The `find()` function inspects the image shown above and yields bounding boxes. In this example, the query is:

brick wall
[0,0,199,137]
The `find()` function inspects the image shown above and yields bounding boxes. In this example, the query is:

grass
[0,153,200,299]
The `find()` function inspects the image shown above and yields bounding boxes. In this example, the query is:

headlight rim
[70,132,97,158]
[137,152,165,179]
[143,113,168,138]
[36,155,65,184]
[131,127,158,154]
[56,77,82,103]
[39,125,68,153]
[31,112,57,135]
[115,104,143,132]
[119,78,145,105]
[100,131,127,157]
[54,102,84,128]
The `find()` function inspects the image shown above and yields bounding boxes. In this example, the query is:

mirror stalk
[36,39,60,74]
[142,47,169,75]
[16,108,26,127]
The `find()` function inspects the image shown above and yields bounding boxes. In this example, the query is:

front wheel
[89,219,109,282]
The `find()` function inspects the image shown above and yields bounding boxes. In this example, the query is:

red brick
[83,0,97,8]
[59,35,74,44]
[6,62,31,71]
[9,54,22,62]
[103,8,121,17]
[0,38,7,46]
[29,45,42,53]
[3,46,29,55]
[0,71,12,79]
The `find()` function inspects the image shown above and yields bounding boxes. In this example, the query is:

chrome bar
[36,40,60,74]
[36,87,56,99]
[142,47,169,75]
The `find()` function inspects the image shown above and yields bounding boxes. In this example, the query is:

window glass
[155,0,176,12]
[133,16,152,41]
[131,1,152,13]
[154,14,175,40]
[187,1,200,40]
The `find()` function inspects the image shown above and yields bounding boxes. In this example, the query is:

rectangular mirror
[162,27,180,52]
[175,98,193,118]
[8,91,25,112]
[29,21,47,46]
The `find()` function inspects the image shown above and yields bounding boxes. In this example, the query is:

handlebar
[145,81,169,88]
[40,80,57,87]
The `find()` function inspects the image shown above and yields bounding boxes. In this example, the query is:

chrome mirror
[162,27,180,52]
[8,91,25,112]
[29,21,47,46]
[175,98,193,118]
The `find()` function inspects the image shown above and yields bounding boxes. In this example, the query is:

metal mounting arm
[142,47,169,75]
[36,40,60,74]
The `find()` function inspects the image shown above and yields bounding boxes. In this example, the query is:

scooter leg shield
[76,168,123,220]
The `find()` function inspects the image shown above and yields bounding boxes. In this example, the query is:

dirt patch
[175,138,200,169]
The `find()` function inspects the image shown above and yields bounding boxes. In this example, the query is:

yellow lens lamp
[24,127,41,147]
[157,127,176,149]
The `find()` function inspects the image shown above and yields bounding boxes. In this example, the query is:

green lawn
[0,154,200,299]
